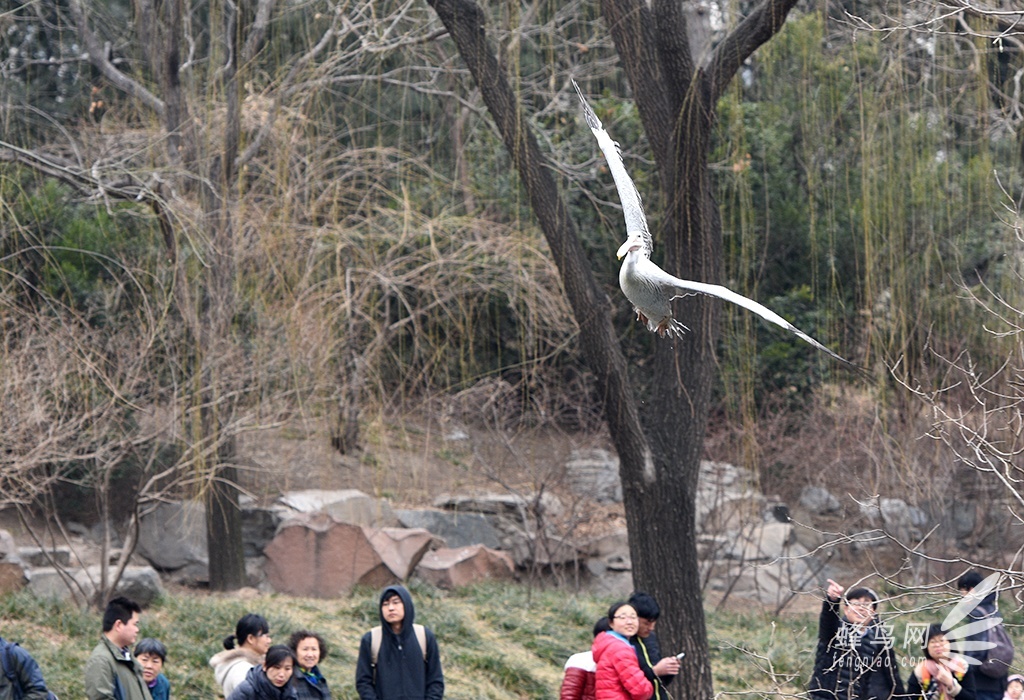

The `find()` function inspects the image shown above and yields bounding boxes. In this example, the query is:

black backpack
[979,620,1015,678]
[0,639,59,700]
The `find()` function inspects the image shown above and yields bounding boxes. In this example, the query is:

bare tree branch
[66,0,166,117]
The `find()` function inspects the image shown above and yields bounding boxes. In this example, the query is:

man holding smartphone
[628,592,680,700]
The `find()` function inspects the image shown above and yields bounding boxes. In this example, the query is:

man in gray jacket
[84,597,152,700]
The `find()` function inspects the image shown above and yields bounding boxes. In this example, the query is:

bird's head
[616,233,644,260]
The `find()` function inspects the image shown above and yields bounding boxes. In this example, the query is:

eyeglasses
[613,614,639,621]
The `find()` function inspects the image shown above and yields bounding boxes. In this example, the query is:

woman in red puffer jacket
[592,603,654,700]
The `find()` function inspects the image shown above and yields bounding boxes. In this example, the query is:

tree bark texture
[206,459,247,591]
[428,0,800,696]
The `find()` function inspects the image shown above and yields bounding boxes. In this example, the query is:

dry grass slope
[5,583,1018,699]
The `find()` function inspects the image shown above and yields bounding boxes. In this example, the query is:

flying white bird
[572,79,852,366]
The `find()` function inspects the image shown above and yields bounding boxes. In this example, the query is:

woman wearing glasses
[592,602,654,700]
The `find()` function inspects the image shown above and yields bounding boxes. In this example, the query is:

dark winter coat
[0,638,51,700]
[808,599,905,700]
[227,665,298,700]
[354,585,444,700]
[962,594,1008,700]
[630,633,675,700]
[291,666,331,700]
[592,631,653,700]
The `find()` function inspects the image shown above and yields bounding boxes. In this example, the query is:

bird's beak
[616,239,638,259]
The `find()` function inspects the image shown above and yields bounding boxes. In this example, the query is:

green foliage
[712,9,1023,418]
[1,177,167,326]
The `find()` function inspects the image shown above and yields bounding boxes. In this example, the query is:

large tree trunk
[427,0,800,696]
[206,457,247,591]
[140,0,249,591]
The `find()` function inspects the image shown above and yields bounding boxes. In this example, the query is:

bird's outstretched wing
[572,79,652,258]
[576,80,857,369]
[639,259,856,367]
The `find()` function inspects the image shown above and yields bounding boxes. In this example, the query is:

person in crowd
[808,579,904,700]
[288,630,331,700]
[1002,675,1023,700]
[355,585,444,700]
[958,571,1008,700]
[628,592,679,700]
[84,596,152,700]
[227,645,298,700]
[560,617,611,700]
[210,613,273,698]
[592,602,653,700]
[0,632,56,700]
[907,623,976,700]
[134,638,170,700]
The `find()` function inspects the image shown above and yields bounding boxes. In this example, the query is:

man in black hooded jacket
[355,585,444,700]
[809,579,904,700]
[958,570,1009,700]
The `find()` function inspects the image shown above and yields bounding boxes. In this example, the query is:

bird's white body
[618,249,688,337]
[573,79,851,365]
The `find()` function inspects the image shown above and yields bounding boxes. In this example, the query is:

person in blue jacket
[134,638,170,700]
[354,585,444,700]
[0,635,54,700]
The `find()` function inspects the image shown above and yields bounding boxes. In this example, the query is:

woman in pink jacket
[592,602,654,700]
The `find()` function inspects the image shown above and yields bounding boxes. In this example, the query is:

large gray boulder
[706,543,815,608]
[27,567,94,604]
[696,461,760,531]
[799,486,841,515]
[279,489,399,527]
[509,532,580,568]
[724,523,795,562]
[858,496,923,542]
[584,529,631,576]
[137,501,208,572]
[395,509,501,549]
[27,565,164,606]
[434,492,564,521]
[98,565,165,606]
[565,449,622,504]
[18,546,71,568]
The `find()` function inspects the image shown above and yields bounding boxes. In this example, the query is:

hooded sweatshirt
[211,647,263,698]
[354,585,444,700]
[964,589,1009,699]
